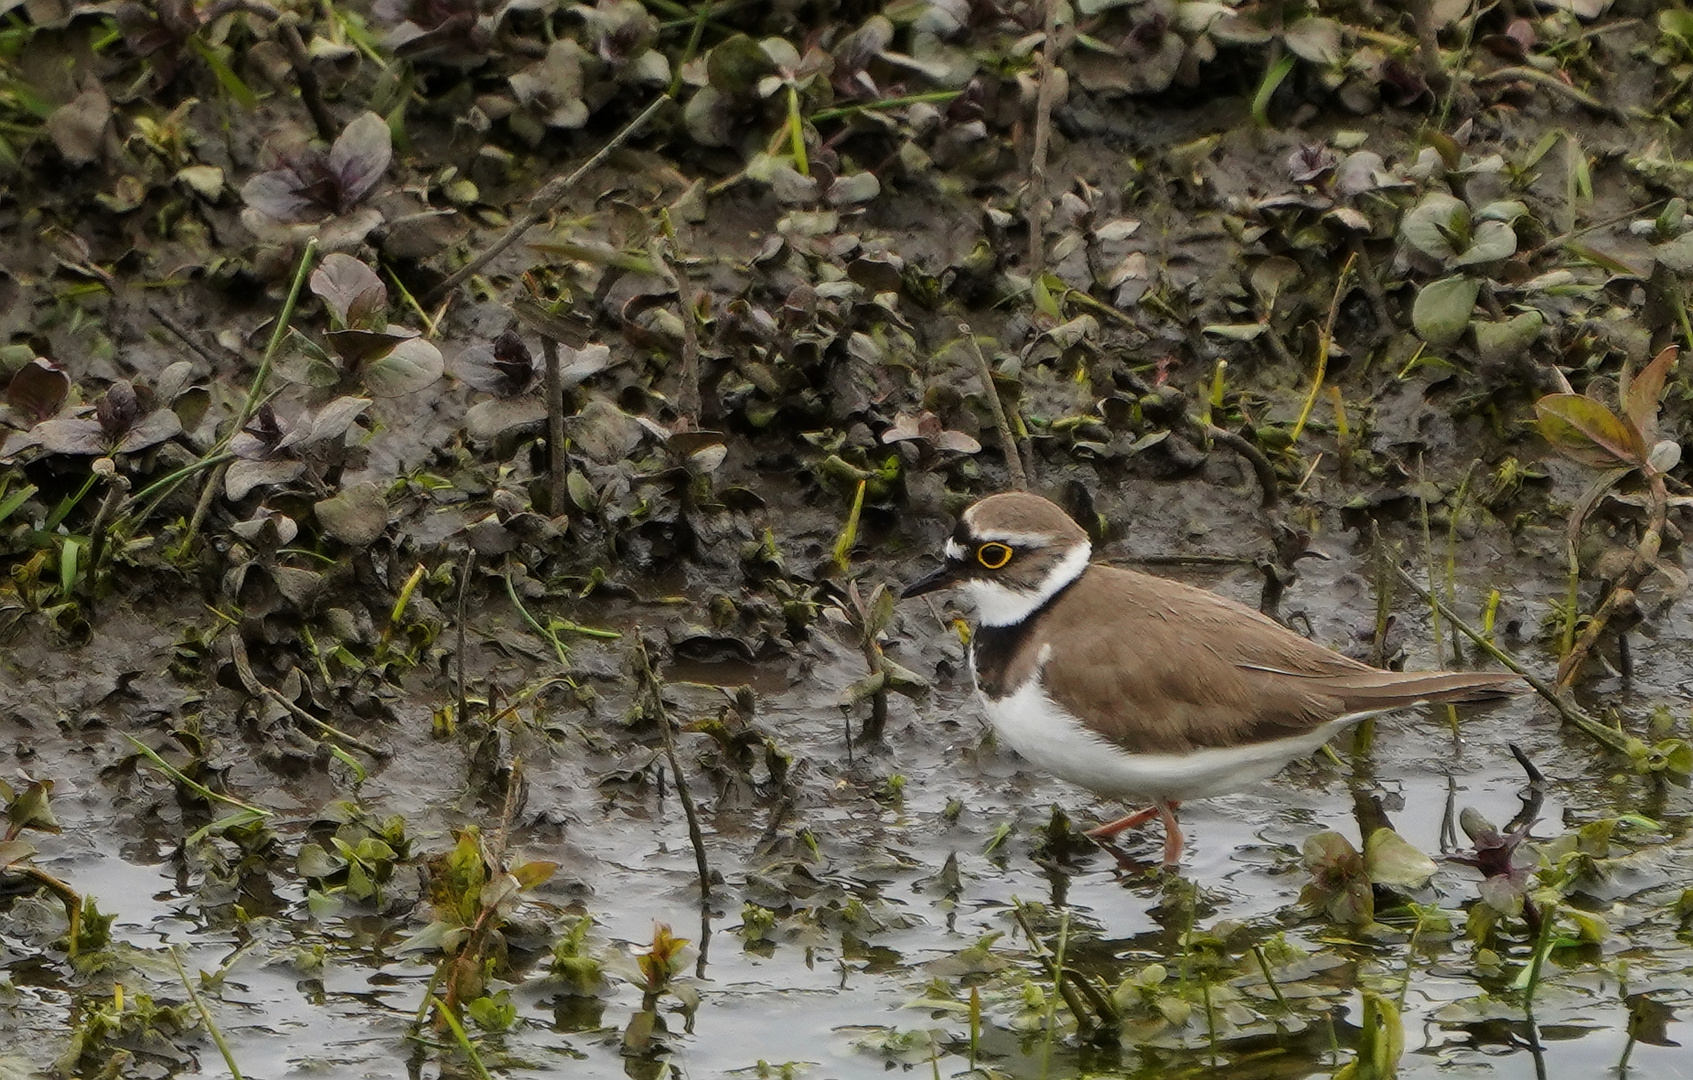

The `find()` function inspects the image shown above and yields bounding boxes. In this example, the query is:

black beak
[901,562,958,598]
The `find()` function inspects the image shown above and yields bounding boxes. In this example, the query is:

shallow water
[8,536,1690,1080]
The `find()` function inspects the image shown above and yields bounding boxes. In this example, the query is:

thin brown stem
[424,96,669,305]
[541,338,567,515]
[960,323,1028,489]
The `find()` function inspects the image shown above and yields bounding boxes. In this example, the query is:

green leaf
[1411,276,1479,347]
[1451,219,1517,266]
[1535,393,1648,469]
[188,35,258,109]
[1402,193,1468,261]
[1030,274,1063,320]
[0,482,37,526]
[0,838,38,869]
[510,859,558,889]
[1251,53,1297,127]
[395,919,467,955]
[1471,309,1543,363]
[1364,827,1437,888]
[59,537,79,596]
[1282,17,1341,65]
[296,842,343,879]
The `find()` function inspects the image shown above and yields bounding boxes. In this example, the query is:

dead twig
[636,639,712,903]
[540,337,568,515]
[1205,425,1279,508]
[960,323,1029,489]
[1025,0,1062,276]
[278,15,336,143]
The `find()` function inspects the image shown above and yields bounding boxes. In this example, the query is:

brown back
[973,564,1521,754]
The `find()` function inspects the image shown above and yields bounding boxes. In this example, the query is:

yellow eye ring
[977,542,1014,569]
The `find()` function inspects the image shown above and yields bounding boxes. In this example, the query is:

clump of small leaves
[296,253,443,397]
[23,377,183,458]
[616,921,699,1056]
[549,914,604,995]
[241,112,393,250]
[397,825,557,1016]
[296,809,407,908]
[830,579,928,742]
[377,0,508,67]
[1535,344,1686,687]
[225,396,371,500]
[1301,827,1437,926]
[454,327,611,440]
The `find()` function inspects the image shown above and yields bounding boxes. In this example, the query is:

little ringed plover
[903,491,1522,868]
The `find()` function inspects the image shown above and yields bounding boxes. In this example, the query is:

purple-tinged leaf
[31,417,106,455]
[456,329,538,396]
[326,326,418,365]
[6,358,70,422]
[311,253,389,329]
[241,169,318,223]
[328,112,393,210]
[235,403,288,458]
[112,408,182,454]
[96,380,145,440]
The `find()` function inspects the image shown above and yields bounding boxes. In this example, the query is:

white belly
[979,677,1373,803]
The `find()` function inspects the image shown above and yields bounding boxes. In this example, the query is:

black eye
[977,542,1013,569]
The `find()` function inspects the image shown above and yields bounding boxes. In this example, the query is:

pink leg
[1085,805,1160,839]
[1086,800,1182,842]
[1158,801,1185,868]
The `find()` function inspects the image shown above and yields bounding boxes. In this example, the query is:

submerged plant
[1301,827,1437,925]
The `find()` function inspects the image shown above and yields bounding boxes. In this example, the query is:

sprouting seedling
[375,0,504,67]
[300,253,443,397]
[0,358,72,457]
[115,0,270,95]
[1535,344,1680,477]
[831,579,928,743]
[1451,805,1539,937]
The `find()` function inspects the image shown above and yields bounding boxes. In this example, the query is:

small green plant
[1536,344,1687,691]
[1301,827,1438,926]
[398,823,557,1025]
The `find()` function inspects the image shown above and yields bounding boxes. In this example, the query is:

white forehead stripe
[944,538,968,560]
[971,529,1054,547]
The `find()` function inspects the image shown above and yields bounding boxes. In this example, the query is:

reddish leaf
[310,253,387,329]
[6,358,70,422]
[1623,344,1678,441]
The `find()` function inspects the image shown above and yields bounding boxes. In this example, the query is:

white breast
[977,673,1375,803]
